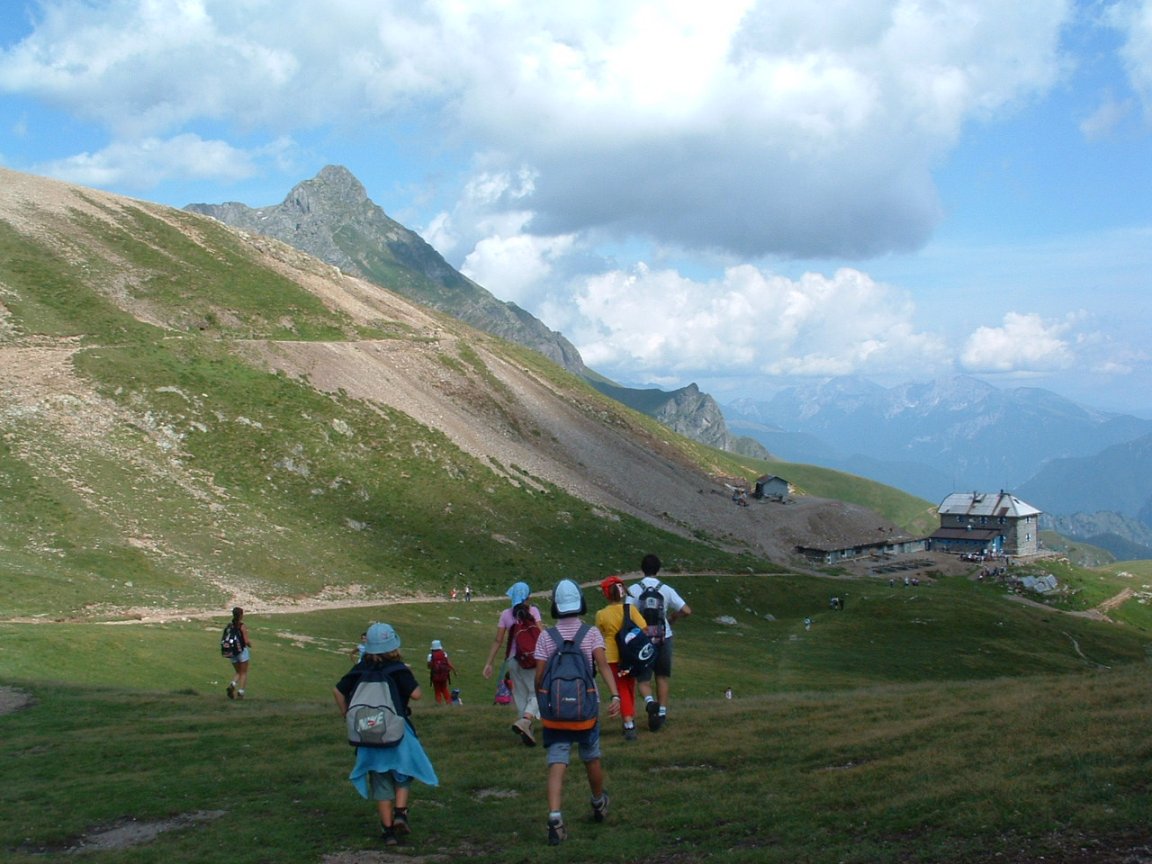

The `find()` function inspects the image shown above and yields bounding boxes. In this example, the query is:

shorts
[543,724,601,766]
[630,665,654,684]
[229,648,250,664]
[367,770,413,801]
[652,637,673,678]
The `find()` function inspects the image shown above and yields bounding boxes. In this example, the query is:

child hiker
[333,622,438,845]
[482,581,544,746]
[595,575,655,740]
[426,639,456,705]
[534,578,620,845]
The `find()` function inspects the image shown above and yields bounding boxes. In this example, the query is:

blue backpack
[537,624,599,731]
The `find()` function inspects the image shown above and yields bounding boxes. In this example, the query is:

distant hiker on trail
[534,578,620,845]
[482,581,543,746]
[465,584,473,602]
[426,639,456,705]
[595,575,655,741]
[627,554,692,730]
[333,622,438,846]
[221,606,251,700]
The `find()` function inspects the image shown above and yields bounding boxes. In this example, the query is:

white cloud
[563,263,948,385]
[1109,0,1152,116]
[0,0,1074,258]
[1080,94,1133,140]
[461,232,577,306]
[35,134,274,189]
[959,312,1077,373]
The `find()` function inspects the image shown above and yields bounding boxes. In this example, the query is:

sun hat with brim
[365,622,401,654]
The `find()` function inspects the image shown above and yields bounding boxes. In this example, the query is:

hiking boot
[393,808,410,836]
[646,701,664,731]
[380,825,398,846]
[547,816,567,845]
[591,792,610,823]
[226,683,236,700]
[512,717,536,747]
[623,726,638,741]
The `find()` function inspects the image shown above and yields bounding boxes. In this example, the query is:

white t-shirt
[627,577,686,640]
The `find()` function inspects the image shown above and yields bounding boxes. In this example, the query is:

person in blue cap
[481,581,544,746]
[333,622,439,845]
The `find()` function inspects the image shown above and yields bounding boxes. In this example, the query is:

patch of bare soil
[59,812,226,855]
[0,686,32,716]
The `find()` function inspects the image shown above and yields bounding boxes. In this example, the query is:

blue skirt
[349,722,438,797]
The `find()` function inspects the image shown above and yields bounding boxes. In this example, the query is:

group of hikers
[222,553,691,847]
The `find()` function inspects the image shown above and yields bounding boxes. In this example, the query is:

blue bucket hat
[364,622,401,654]
[506,581,530,606]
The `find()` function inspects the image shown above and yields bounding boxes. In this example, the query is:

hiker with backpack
[333,622,438,846]
[534,578,620,846]
[627,554,692,731]
[220,606,251,700]
[426,639,456,705]
[595,575,656,741]
[481,581,543,746]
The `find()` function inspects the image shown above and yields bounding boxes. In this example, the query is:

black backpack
[616,598,657,676]
[346,662,409,748]
[220,623,244,658]
[636,581,667,644]
[537,624,599,731]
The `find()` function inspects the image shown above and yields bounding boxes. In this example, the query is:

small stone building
[753,474,790,501]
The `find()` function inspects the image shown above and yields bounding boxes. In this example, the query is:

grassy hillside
[3,569,1151,863]
[2,180,779,620]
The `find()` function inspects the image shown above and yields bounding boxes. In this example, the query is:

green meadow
[4,567,1151,863]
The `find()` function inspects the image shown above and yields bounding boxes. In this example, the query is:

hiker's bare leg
[547,762,567,811]
[377,799,394,827]
[656,675,670,707]
[583,757,604,798]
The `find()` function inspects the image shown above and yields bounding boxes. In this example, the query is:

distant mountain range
[725,377,1152,559]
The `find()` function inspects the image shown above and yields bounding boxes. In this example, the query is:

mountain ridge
[185,165,766,459]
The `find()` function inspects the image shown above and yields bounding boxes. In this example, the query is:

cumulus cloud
[557,263,949,386]
[0,0,1073,258]
[1109,0,1152,115]
[1080,94,1133,140]
[959,312,1076,373]
[36,134,271,189]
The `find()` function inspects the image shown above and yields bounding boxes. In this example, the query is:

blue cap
[553,579,583,615]
[506,581,530,605]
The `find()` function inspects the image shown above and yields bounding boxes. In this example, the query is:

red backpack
[429,648,452,684]
[507,603,541,669]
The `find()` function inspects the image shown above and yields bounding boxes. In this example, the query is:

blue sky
[2,1,1150,416]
